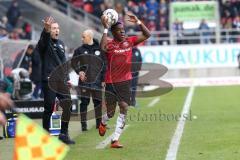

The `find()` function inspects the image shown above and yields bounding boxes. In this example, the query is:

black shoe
[96,123,100,129]
[81,122,87,131]
[82,127,88,132]
[59,133,75,145]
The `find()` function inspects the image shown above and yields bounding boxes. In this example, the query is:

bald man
[71,29,106,131]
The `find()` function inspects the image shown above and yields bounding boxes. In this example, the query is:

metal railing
[129,28,240,46]
[54,0,103,32]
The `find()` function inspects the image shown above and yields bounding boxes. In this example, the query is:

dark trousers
[78,87,102,129]
[42,81,72,134]
[32,82,43,99]
[131,72,139,106]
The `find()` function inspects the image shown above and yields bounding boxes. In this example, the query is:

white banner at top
[139,44,240,69]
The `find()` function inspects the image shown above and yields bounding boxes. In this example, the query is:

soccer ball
[103,9,118,26]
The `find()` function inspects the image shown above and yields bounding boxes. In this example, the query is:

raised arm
[37,16,54,54]
[126,14,151,45]
[100,15,110,52]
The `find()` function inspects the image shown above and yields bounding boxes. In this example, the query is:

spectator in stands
[22,22,32,40]
[0,15,32,40]
[125,0,140,17]
[94,0,104,4]
[173,19,184,44]
[6,0,22,28]
[104,0,114,8]
[221,10,233,42]
[70,0,84,8]
[94,2,106,18]
[8,28,25,40]
[222,0,235,17]
[159,16,167,31]
[0,16,13,32]
[0,26,8,40]
[83,0,94,13]
[232,15,240,42]
[137,2,147,21]
[115,2,124,23]
[146,20,158,45]
[146,0,159,16]
[159,0,168,14]
[158,2,168,30]
[147,10,158,23]
[198,19,211,44]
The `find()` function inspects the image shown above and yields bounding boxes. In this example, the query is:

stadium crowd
[0,1,32,40]
[221,0,240,42]
[41,0,239,44]
[62,0,170,32]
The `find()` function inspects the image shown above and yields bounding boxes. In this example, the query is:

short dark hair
[28,44,34,50]
[110,21,122,31]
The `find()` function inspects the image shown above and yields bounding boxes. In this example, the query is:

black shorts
[105,80,131,105]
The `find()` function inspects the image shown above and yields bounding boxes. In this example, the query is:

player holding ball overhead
[99,9,151,148]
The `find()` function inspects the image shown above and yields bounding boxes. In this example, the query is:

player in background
[99,13,150,148]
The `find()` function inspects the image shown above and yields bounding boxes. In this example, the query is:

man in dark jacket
[30,45,43,99]
[12,44,34,70]
[71,29,105,131]
[37,16,74,144]
[6,1,21,28]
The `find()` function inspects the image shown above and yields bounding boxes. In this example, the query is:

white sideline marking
[165,85,195,160]
[147,97,160,108]
[96,125,129,149]
[164,77,240,87]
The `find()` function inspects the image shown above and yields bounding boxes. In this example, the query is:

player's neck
[114,38,124,42]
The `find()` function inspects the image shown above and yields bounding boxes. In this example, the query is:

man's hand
[101,15,110,29]
[126,13,139,24]
[0,93,13,126]
[126,13,151,45]
[0,93,13,109]
[42,16,54,32]
[79,71,87,82]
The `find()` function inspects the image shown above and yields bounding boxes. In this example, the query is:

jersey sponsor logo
[120,41,131,48]
[113,47,131,53]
